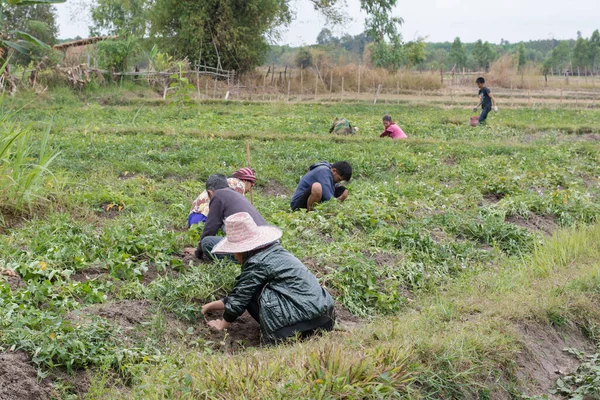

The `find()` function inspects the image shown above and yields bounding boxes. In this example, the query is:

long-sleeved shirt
[380,123,407,139]
[222,243,335,342]
[200,188,267,241]
[189,177,245,216]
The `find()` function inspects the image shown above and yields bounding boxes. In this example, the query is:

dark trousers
[479,105,492,124]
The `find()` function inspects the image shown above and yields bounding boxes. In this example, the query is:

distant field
[1,87,600,398]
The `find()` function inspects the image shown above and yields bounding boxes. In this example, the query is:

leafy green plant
[167,61,195,106]
[551,348,600,398]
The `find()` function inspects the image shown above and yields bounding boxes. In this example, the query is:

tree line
[2,1,599,77]
[269,29,600,75]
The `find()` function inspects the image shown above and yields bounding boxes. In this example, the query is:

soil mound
[506,212,558,236]
[515,323,594,398]
[260,179,291,197]
[0,352,53,400]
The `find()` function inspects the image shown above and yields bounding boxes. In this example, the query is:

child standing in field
[473,77,498,125]
[379,115,407,139]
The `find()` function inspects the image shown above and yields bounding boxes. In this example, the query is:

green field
[1,87,600,398]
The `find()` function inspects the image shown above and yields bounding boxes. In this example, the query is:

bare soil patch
[481,192,505,204]
[260,179,291,197]
[515,323,594,398]
[118,171,138,180]
[141,263,180,286]
[201,310,262,351]
[334,305,362,331]
[96,202,123,219]
[71,266,108,283]
[0,352,54,400]
[362,250,405,268]
[561,133,600,142]
[505,213,558,236]
[1,268,25,290]
[181,247,206,268]
[443,157,457,166]
[0,208,27,233]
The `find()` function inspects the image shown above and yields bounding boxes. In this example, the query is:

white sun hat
[211,212,282,254]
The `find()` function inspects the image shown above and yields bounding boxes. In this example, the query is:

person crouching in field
[379,115,407,139]
[194,174,267,260]
[201,212,336,343]
[290,161,352,211]
[188,167,256,227]
[330,117,359,135]
[472,77,498,125]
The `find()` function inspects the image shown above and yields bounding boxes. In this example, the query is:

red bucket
[469,116,479,127]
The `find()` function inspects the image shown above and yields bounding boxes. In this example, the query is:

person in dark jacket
[195,174,268,260]
[290,161,352,211]
[201,212,335,343]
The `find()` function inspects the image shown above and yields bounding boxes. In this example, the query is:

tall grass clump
[0,104,60,214]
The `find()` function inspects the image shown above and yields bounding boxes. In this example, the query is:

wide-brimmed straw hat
[211,212,282,254]
[231,167,256,183]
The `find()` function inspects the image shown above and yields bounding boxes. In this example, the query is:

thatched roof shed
[53,36,118,52]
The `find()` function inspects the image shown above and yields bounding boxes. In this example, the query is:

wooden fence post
[374,84,382,104]
[314,73,318,100]
[287,80,291,102]
[213,78,217,99]
[300,66,303,98]
[357,65,361,95]
[196,63,200,99]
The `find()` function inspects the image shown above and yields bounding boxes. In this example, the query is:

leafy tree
[316,28,336,45]
[148,0,293,72]
[295,47,312,68]
[369,38,403,70]
[588,29,599,70]
[96,37,140,72]
[88,0,400,72]
[3,3,57,44]
[0,0,64,63]
[404,38,425,68]
[551,40,571,72]
[517,43,527,71]
[541,56,553,85]
[448,37,466,69]
[90,0,149,37]
[340,32,373,57]
[572,36,589,70]
[2,3,58,65]
[472,39,493,71]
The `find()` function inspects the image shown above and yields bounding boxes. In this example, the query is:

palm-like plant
[0,0,65,59]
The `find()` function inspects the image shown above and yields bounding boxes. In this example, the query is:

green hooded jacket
[222,244,334,342]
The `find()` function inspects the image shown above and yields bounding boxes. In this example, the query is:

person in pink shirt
[379,114,407,139]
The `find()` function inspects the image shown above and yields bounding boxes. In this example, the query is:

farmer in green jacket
[201,212,335,343]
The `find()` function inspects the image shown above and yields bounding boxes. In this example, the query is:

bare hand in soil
[202,300,225,315]
[183,247,196,256]
[208,319,230,330]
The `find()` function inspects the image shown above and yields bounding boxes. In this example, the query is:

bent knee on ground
[311,182,323,198]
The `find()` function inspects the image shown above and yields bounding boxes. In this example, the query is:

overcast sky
[54,0,599,44]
